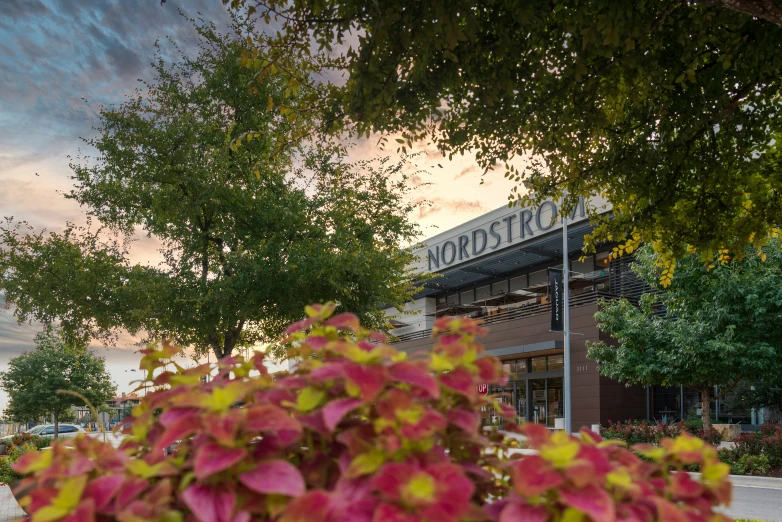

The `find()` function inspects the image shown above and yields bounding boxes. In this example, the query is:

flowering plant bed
[0,434,52,486]
[601,419,723,447]
[719,424,782,477]
[12,305,733,521]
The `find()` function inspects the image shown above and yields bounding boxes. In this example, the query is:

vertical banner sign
[549,268,564,332]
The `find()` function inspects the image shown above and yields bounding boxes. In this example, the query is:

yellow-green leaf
[52,475,87,511]
[296,387,325,412]
[31,505,70,522]
[347,450,385,477]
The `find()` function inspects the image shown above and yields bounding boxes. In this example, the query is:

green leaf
[296,387,326,412]
[346,450,385,477]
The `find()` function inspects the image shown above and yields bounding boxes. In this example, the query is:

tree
[0,16,421,359]
[587,243,782,430]
[0,329,116,439]
[225,0,782,279]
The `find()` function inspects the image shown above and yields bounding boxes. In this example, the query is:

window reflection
[547,355,564,371]
[547,377,563,427]
[487,355,565,427]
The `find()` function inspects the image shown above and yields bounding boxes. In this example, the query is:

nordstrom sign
[423,196,592,272]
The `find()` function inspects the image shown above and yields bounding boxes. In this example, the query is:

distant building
[73,392,143,423]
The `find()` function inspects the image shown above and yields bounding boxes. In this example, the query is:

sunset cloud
[0,1,520,401]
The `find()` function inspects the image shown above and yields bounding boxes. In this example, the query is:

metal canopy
[413,221,593,298]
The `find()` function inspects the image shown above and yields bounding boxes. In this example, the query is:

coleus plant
[13,304,733,522]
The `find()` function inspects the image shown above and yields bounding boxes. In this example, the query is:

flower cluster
[12,304,733,522]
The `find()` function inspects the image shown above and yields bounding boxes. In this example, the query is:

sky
[0,0,517,410]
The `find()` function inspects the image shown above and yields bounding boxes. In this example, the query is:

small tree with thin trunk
[588,241,782,431]
[0,329,116,439]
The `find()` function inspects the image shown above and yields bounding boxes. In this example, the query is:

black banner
[549,268,564,332]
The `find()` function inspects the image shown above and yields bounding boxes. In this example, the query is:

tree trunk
[701,387,712,432]
[207,321,245,360]
[53,410,59,441]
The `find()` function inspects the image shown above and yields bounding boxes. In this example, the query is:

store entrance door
[531,379,546,425]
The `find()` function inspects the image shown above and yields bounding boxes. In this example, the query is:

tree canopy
[0,328,116,437]
[0,16,421,359]
[587,242,782,429]
[226,0,782,280]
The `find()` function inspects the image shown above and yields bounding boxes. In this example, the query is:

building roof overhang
[412,219,595,298]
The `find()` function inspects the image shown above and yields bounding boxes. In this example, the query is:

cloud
[455,165,479,179]
[104,41,145,81]
[0,0,521,397]
[0,0,234,396]
[415,197,486,219]
[0,0,50,20]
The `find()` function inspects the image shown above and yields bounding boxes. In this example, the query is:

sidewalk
[690,472,782,490]
[0,487,24,522]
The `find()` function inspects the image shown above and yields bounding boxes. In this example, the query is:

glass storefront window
[547,377,563,427]
[531,379,546,425]
[683,389,701,421]
[501,362,513,375]
[531,357,546,372]
[653,386,681,423]
[446,293,459,305]
[460,290,475,305]
[516,384,526,422]
[516,359,527,374]
[547,355,564,371]
[476,286,491,301]
[498,384,515,426]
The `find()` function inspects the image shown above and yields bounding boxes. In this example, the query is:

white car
[1,424,86,441]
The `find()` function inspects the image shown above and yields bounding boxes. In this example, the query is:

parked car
[1,424,86,441]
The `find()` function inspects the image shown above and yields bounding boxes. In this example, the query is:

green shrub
[721,450,771,475]
[34,436,53,450]
[0,442,39,485]
[733,423,782,469]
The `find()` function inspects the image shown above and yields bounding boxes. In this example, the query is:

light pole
[562,200,572,435]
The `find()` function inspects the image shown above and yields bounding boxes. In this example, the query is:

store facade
[385,196,649,430]
[385,195,773,429]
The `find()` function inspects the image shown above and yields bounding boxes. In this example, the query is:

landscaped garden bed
[0,433,52,486]
[600,419,782,477]
[600,419,723,447]
[720,424,782,477]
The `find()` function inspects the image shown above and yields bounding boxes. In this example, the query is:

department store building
[385,196,758,430]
